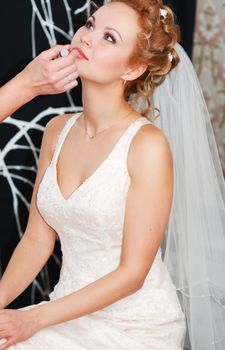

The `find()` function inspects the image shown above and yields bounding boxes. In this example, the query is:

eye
[104,33,116,44]
[84,20,94,30]
[84,19,116,44]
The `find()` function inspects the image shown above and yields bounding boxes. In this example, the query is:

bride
[0,1,224,349]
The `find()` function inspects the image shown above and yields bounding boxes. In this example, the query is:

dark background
[0,0,196,309]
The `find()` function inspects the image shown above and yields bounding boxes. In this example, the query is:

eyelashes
[84,19,116,44]
[104,33,116,44]
[84,19,94,31]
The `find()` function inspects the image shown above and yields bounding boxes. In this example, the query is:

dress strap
[51,113,81,165]
[121,117,152,160]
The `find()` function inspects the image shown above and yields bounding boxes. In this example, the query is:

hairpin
[160,8,168,19]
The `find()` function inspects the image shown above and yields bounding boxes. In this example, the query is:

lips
[75,47,89,61]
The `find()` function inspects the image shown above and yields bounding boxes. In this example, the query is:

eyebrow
[90,15,123,42]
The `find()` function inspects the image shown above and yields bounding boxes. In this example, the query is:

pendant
[88,135,94,139]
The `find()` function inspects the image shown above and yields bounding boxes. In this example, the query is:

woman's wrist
[27,303,50,331]
[15,69,38,101]
[0,301,5,309]
[0,294,7,309]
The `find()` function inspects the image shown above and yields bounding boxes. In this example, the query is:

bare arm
[0,45,78,122]
[28,124,174,329]
[0,116,69,308]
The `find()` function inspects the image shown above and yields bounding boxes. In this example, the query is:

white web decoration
[0,0,100,303]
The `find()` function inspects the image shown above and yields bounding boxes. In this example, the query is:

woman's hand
[0,309,40,349]
[19,44,79,97]
[0,44,79,122]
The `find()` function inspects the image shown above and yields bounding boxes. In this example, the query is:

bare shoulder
[127,122,173,180]
[43,112,77,148]
[45,113,75,137]
[39,113,77,162]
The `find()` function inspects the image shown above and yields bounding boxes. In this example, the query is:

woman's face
[71,2,141,84]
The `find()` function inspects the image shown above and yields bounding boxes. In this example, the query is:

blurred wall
[193,0,225,175]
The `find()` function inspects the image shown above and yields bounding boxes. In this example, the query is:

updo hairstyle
[111,0,181,121]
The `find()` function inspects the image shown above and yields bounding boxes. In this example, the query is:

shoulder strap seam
[52,114,77,164]
[122,119,152,163]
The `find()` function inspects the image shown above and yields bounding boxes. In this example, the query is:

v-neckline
[54,114,144,201]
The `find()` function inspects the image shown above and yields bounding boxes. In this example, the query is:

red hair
[111,0,181,120]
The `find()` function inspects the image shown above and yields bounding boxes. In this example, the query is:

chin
[78,72,108,84]
[77,66,118,85]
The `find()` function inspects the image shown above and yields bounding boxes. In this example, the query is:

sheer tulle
[149,43,225,350]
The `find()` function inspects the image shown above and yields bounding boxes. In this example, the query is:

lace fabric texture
[8,114,186,349]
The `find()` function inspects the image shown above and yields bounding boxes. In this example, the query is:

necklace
[83,110,133,140]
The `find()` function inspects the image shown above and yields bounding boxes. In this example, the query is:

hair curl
[111,0,181,121]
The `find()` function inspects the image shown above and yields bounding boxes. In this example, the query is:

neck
[80,79,133,133]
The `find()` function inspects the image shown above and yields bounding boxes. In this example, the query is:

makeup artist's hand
[0,309,40,349]
[20,44,79,97]
[0,44,79,122]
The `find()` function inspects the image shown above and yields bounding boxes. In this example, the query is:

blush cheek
[95,52,127,77]
[76,47,129,83]
[70,29,82,46]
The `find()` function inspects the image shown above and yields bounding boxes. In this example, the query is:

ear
[121,64,148,82]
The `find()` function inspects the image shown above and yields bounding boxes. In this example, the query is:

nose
[80,32,92,47]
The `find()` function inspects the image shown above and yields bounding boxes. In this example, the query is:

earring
[123,79,127,85]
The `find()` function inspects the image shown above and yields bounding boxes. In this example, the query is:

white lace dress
[8,114,186,349]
